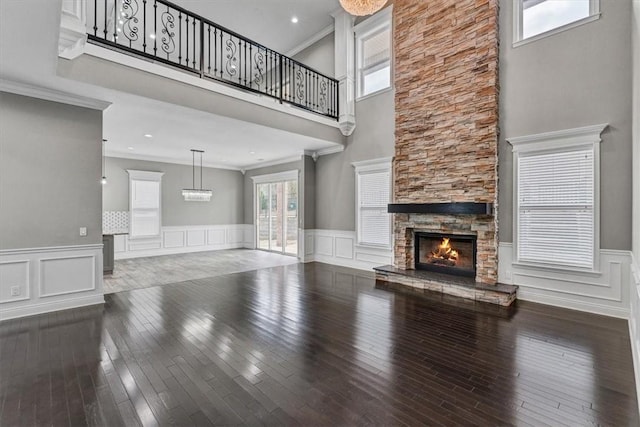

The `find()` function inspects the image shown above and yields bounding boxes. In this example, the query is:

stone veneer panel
[392,0,499,284]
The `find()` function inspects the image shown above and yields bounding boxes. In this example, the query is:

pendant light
[101,139,107,185]
[182,149,212,202]
[339,0,386,16]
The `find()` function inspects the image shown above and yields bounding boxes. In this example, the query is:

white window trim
[127,170,164,240]
[513,0,601,48]
[352,157,393,249]
[507,124,608,273]
[354,5,393,101]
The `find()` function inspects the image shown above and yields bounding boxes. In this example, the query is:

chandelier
[339,0,386,16]
[182,149,212,202]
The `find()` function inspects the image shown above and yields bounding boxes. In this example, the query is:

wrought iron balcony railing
[87,0,339,120]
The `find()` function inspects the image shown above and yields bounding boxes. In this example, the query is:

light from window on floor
[523,0,590,39]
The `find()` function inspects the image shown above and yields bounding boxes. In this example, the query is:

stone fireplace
[374,0,516,306]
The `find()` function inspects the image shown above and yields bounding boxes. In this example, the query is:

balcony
[85,0,339,120]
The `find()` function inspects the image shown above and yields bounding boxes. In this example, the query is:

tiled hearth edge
[374,265,516,306]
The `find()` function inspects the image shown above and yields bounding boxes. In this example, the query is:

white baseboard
[115,224,253,260]
[0,244,104,321]
[499,242,631,318]
[303,229,393,272]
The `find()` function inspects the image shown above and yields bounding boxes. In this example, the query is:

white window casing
[507,124,607,272]
[127,170,164,240]
[513,0,600,47]
[352,158,393,249]
[355,6,393,100]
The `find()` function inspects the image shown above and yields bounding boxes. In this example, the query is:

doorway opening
[256,177,298,256]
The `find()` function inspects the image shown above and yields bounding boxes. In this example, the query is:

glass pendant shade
[182,189,212,202]
[339,0,386,16]
[182,149,212,202]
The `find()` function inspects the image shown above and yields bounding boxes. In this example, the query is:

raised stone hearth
[374,265,517,307]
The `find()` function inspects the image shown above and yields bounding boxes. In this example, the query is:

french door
[256,179,298,256]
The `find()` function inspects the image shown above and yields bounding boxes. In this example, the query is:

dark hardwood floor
[0,262,638,426]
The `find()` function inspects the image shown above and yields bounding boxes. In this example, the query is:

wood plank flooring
[1,262,638,426]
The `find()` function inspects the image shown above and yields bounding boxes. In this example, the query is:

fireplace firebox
[415,232,477,277]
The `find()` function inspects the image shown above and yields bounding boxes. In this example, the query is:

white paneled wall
[115,224,254,259]
[630,255,640,411]
[303,229,393,271]
[498,242,631,318]
[0,245,104,321]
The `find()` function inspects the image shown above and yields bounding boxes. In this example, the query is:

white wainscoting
[303,229,393,271]
[498,242,631,318]
[115,224,254,259]
[629,253,640,411]
[0,244,104,321]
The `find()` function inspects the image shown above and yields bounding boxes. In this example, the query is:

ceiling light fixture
[291,16,299,23]
[127,146,134,150]
[144,133,153,138]
[339,0,386,16]
[182,149,213,202]
[101,139,107,185]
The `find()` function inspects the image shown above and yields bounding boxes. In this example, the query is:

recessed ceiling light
[144,134,153,138]
[249,151,255,155]
[149,34,156,40]
[291,16,299,24]
[128,146,134,150]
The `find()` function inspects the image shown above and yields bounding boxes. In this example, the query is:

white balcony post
[332,9,356,136]
[59,0,87,59]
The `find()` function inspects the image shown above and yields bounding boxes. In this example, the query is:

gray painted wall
[0,93,103,249]
[243,160,302,225]
[316,89,395,230]
[498,0,633,250]
[303,155,316,230]
[633,0,640,260]
[292,33,335,78]
[104,157,244,226]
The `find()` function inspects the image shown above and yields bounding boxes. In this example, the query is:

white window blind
[355,7,392,98]
[517,148,594,268]
[127,170,164,239]
[354,159,392,248]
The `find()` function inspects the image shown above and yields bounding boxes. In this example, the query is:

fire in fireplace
[415,232,477,277]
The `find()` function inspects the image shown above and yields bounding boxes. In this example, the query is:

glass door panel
[255,178,298,256]
[257,184,270,250]
[285,180,298,255]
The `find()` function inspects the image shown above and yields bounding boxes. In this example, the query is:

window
[353,158,392,248]
[514,0,600,46]
[355,6,392,99]
[127,170,164,239]
[508,124,607,270]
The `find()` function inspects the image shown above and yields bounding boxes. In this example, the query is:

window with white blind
[353,158,392,248]
[508,124,607,271]
[514,0,600,46]
[355,6,392,99]
[127,170,164,239]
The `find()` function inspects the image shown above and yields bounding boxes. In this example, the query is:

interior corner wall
[103,157,244,226]
[292,33,335,78]
[316,90,395,230]
[302,155,316,230]
[0,92,102,249]
[498,0,633,250]
[633,0,640,261]
[243,160,303,225]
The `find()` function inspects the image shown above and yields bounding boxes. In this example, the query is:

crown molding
[106,153,241,171]
[244,155,303,171]
[507,123,609,149]
[286,24,335,57]
[0,79,111,111]
[316,144,345,156]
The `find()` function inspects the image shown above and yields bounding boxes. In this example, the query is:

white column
[332,9,357,137]
[59,0,87,59]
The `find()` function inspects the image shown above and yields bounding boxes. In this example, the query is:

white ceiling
[0,0,342,171]
[172,0,340,54]
[104,95,337,170]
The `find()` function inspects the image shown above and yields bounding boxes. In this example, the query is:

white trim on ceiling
[317,144,346,156]
[107,153,242,171]
[286,23,335,57]
[0,79,112,111]
[245,156,303,171]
